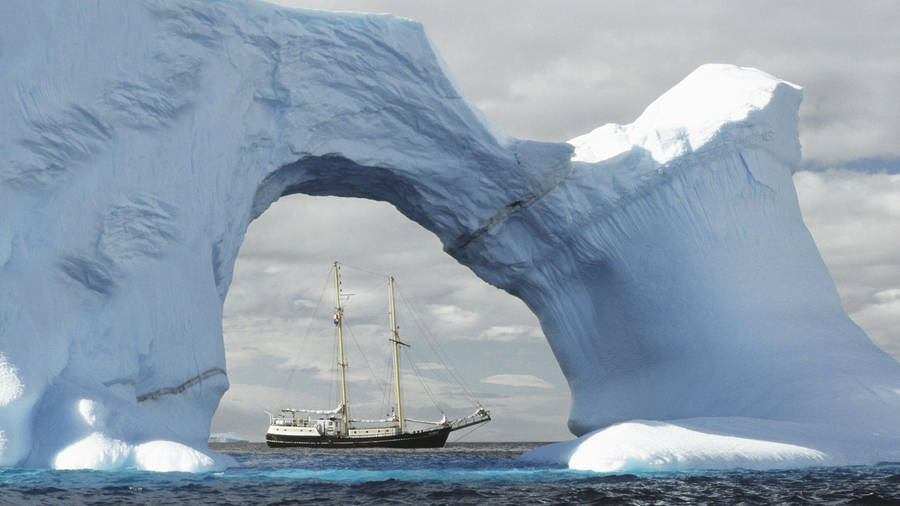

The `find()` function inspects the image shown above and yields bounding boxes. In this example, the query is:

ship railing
[403,417,447,426]
[349,417,397,423]
[269,416,313,427]
[279,405,343,415]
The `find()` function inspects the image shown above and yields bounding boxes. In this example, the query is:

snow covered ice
[1,0,899,472]
[523,421,828,473]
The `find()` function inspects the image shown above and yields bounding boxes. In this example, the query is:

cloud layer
[794,169,900,358]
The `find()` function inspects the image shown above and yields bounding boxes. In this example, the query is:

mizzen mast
[388,276,407,433]
[333,261,349,427]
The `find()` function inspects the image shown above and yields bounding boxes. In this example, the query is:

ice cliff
[1,0,898,472]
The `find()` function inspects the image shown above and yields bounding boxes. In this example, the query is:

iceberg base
[521,420,835,473]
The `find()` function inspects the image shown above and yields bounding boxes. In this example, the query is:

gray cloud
[794,169,900,358]
[482,374,555,389]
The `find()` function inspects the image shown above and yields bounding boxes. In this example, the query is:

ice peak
[571,63,803,166]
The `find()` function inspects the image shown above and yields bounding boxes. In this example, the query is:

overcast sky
[211,0,900,442]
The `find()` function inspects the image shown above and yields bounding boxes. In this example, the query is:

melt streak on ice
[1,0,898,472]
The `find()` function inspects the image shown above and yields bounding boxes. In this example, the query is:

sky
[210,0,900,442]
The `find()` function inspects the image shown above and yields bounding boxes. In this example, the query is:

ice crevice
[446,141,576,256]
[135,367,227,403]
[1,0,899,472]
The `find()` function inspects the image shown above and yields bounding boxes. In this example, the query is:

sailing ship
[265,262,490,448]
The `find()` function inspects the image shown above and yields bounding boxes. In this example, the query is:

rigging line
[394,281,473,395]
[395,283,480,406]
[343,318,391,407]
[339,261,391,279]
[403,347,444,415]
[347,277,387,302]
[449,418,487,443]
[379,355,393,416]
[329,324,338,410]
[398,303,476,409]
[336,276,386,309]
[278,265,333,407]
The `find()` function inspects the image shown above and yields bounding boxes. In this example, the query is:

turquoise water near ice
[2,442,898,504]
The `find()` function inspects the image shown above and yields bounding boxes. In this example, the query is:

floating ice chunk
[522,421,827,472]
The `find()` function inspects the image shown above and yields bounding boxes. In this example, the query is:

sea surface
[1,442,898,505]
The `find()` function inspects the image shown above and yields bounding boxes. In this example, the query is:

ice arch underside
[1,0,899,472]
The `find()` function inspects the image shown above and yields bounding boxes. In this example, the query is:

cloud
[481,374,554,389]
[415,362,451,371]
[478,325,542,342]
[874,289,900,304]
[211,382,324,441]
[427,304,479,328]
[848,292,900,359]
[794,169,900,360]
[803,156,900,175]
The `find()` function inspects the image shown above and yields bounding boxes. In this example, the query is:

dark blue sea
[1,442,898,505]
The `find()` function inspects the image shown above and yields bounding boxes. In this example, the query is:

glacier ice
[522,421,828,473]
[54,432,216,472]
[1,0,899,472]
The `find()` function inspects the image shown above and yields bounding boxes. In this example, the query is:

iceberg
[1,0,898,472]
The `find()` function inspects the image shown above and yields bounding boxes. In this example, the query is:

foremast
[333,261,349,428]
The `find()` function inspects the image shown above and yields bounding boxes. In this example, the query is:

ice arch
[1,0,899,471]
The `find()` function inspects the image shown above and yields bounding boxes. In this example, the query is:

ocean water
[1,442,898,505]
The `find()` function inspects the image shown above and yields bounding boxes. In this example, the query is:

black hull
[266,427,451,448]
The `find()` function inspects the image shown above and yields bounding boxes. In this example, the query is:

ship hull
[266,426,451,448]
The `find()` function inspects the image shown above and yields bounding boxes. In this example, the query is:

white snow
[54,397,220,471]
[1,0,898,472]
[481,374,554,389]
[77,399,99,427]
[54,433,132,471]
[0,353,23,406]
[132,441,217,473]
[571,64,801,166]
[54,433,218,472]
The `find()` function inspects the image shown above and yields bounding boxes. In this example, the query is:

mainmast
[388,276,405,433]
[334,261,349,427]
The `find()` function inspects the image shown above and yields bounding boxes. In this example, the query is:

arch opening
[210,191,571,443]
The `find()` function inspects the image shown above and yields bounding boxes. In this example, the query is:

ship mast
[334,261,349,427]
[388,276,406,433]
